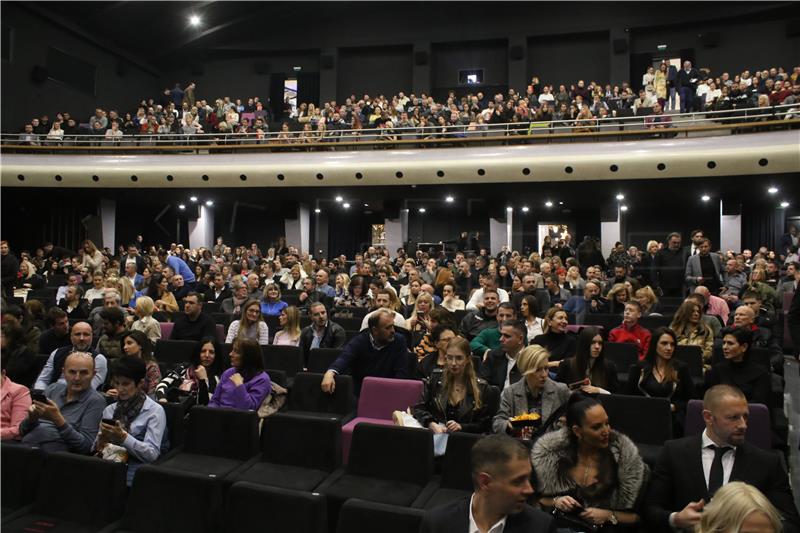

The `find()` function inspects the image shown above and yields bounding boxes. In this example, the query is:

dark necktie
[708,445,731,497]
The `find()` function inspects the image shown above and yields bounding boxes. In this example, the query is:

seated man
[470,303,516,359]
[245,273,262,301]
[169,273,191,301]
[694,285,729,326]
[299,302,346,364]
[95,356,166,485]
[608,301,651,360]
[360,289,406,330]
[419,434,554,533]
[466,273,510,311]
[460,289,500,340]
[322,309,410,396]
[20,352,106,453]
[720,258,748,304]
[544,273,570,308]
[38,307,71,355]
[645,385,800,533]
[479,320,526,391]
[34,321,107,391]
[644,102,672,130]
[203,273,231,304]
[95,307,129,361]
[563,281,607,323]
[314,268,336,298]
[171,292,217,342]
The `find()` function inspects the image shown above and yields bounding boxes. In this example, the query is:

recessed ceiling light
[545,201,553,207]
[363,203,369,207]
[205,200,213,206]
[189,14,201,26]
[178,204,186,210]
[419,207,426,213]
[506,206,513,212]
[616,194,625,200]
[445,196,454,203]
[335,196,343,202]
[190,196,198,202]
[780,201,790,208]
[768,187,779,194]
[701,195,711,202]
[558,201,564,205]
[620,205,629,212]
[314,208,321,214]
[342,202,350,209]
[521,206,530,213]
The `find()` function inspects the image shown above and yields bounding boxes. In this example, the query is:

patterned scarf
[112,390,147,431]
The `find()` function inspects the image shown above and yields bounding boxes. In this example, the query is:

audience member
[155,337,221,405]
[416,324,457,379]
[608,301,652,361]
[272,305,301,346]
[225,299,269,345]
[259,282,288,317]
[706,327,771,406]
[34,321,108,391]
[1,349,31,441]
[109,330,161,397]
[655,232,687,298]
[670,299,714,364]
[460,288,500,340]
[299,302,346,362]
[470,303,516,360]
[96,306,129,360]
[531,307,576,365]
[209,338,271,410]
[171,292,217,341]
[696,482,784,533]
[480,320,527,390]
[129,296,161,344]
[556,326,619,394]
[38,307,71,355]
[221,277,249,315]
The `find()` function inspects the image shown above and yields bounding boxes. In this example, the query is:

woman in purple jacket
[208,338,271,410]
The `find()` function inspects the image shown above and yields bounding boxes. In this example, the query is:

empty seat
[598,394,672,466]
[308,347,343,373]
[336,498,426,533]
[685,399,771,450]
[603,342,639,386]
[157,406,260,477]
[231,412,341,491]
[674,344,704,388]
[413,432,482,509]
[1,443,44,518]
[159,322,174,339]
[340,377,424,462]
[640,315,672,330]
[161,400,188,450]
[154,339,196,367]
[566,324,604,334]
[286,372,355,421]
[336,316,363,331]
[211,312,232,327]
[316,423,434,527]
[3,452,127,532]
[108,465,224,533]
[261,345,304,377]
[204,302,221,314]
[226,482,327,533]
[585,313,622,331]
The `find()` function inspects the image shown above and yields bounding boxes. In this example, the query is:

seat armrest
[222,454,262,487]
[154,445,184,464]
[313,467,347,493]
[411,477,442,508]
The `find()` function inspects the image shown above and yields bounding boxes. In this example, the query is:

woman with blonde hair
[493,344,570,434]
[81,239,104,274]
[130,296,162,344]
[607,283,632,314]
[225,299,269,345]
[696,481,783,533]
[406,292,434,333]
[272,305,301,346]
[634,286,660,316]
[116,276,136,307]
[670,299,714,363]
[334,273,350,300]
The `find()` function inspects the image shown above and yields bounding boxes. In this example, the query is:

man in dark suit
[644,384,800,533]
[684,238,723,294]
[676,60,700,113]
[203,272,232,304]
[479,320,526,391]
[419,434,555,533]
[119,244,145,275]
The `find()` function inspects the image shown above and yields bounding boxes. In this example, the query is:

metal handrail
[2,104,796,152]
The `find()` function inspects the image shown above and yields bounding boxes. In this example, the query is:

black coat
[479,348,522,390]
[299,321,346,362]
[420,496,556,533]
[654,247,687,292]
[555,357,620,393]
[413,371,494,433]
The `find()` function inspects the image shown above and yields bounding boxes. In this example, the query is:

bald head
[733,305,755,327]
[70,322,93,351]
[420,284,435,296]
[63,351,96,394]
[703,384,746,412]
[693,286,710,301]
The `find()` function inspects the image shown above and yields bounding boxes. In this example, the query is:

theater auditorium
[1,1,799,532]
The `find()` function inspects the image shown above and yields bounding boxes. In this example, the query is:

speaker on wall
[509,45,524,60]
[700,32,720,48]
[321,54,334,69]
[31,65,48,83]
[414,50,429,66]
[254,61,270,75]
[612,38,628,54]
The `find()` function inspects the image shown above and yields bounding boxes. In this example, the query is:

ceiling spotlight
[506,206,513,212]
[558,201,564,205]
[545,201,553,207]
[780,201,790,208]
[616,194,625,200]
[620,205,629,212]
[178,204,186,210]
[419,207,426,213]
[445,196,454,203]
[189,14,201,26]
[189,196,198,202]
[342,202,350,209]
[205,200,213,206]
[521,206,530,213]
[767,187,779,194]
[701,195,711,202]
[363,203,369,207]
[314,208,321,214]
[335,196,343,202]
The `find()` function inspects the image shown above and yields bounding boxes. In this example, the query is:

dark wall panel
[432,39,508,93]
[527,31,610,88]
[337,45,412,101]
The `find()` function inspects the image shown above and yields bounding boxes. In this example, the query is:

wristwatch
[608,511,619,525]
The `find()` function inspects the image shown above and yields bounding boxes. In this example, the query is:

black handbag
[552,508,602,532]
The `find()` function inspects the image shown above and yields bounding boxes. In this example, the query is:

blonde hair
[116,277,134,305]
[516,345,550,375]
[135,295,154,316]
[646,240,659,253]
[696,481,783,533]
[542,307,567,333]
[281,305,301,339]
[440,336,482,410]
[411,292,434,316]
[336,273,351,291]
[634,286,658,313]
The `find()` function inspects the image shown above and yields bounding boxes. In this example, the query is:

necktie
[708,445,731,497]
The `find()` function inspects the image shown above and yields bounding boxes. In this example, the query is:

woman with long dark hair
[155,337,222,405]
[144,273,177,317]
[556,327,619,394]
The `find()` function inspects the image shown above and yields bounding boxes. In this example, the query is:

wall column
[508,35,527,93]
[188,205,214,250]
[489,217,508,256]
[285,205,311,254]
[320,47,338,103]
[99,198,116,252]
[720,199,742,253]
[600,206,621,258]
[385,209,409,257]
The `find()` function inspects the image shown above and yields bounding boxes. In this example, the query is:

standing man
[676,60,700,113]
[655,232,687,297]
[1,240,19,301]
[119,244,145,275]
[685,238,722,294]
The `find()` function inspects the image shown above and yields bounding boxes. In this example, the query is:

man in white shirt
[467,273,509,311]
[360,289,406,330]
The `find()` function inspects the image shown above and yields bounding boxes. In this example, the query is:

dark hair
[191,337,223,376]
[99,306,126,327]
[46,306,68,326]
[147,272,166,298]
[520,295,539,318]
[497,302,516,314]
[720,326,752,355]
[429,306,454,328]
[232,337,264,380]
[572,327,609,388]
[110,355,147,384]
[367,308,392,330]
[565,392,602,431]
[431,323,456,343]
[120,330,153,362]
[644,327,680,382]
[741,291,762,302]
[470,434,529,490]
[625,300,643,314]
[185,291,203,303]
[499,319,526,339]
[348,275,367,297]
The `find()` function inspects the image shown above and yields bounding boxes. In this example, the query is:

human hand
[195,365,208,381]
[158,398,168,404]
[321,371,336,394]
[430,423,447,434]
[673,499,705,529]
[579,507,612,525]
[445,420,462,432]
[229,373,244,386]
[106,389,119,399]
[33,399,64,426]
[553,495,583,512]
[580,385,603,394]
[100,420,127,445]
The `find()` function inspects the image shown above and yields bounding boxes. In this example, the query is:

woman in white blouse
[225,299,269,345]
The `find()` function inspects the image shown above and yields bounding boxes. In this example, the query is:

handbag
[552,508,602,532]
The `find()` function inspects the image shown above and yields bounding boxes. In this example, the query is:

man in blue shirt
[157,249,195,288]
[314,268,336,298]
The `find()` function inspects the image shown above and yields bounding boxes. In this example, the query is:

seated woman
[106,331,161,398]
[532,394,647,532]
[634,286,661,317]
[705,327,771,406]
[129,296,162,345]
[1,350,32,441]
[155,337,222,405]
[334,275,370,309]
[144,273,178,318]
[405,292,434,344]
[626,327,694,434]
[334,273,350,301]
[14,261,44,290]
[520,294,545,342]
[696,481,783,533]
[260,282,288,318]
[412,336,493,434]
[226,299,270,345]
[556,327,619,394]
[281,264,305,291]
[58,285,89,319]
[272,305,301,346]
[493,344,571,434]
[413,307,454,361]
[670,299,714,365]
[532,307,577,368]
[95,357,166,486]
[416,324,457,379]
[439,283,465,312]
[606,283,631,315]
[209,338,271,410]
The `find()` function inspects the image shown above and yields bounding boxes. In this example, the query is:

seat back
[161,401,188,450]
[1,443,44,512]
[121,465,224,533]
[640,315,672,330]
[227,482,327,533]
[604,342,639,373]
[308,348,343,373]
[288,372,355,416]
[35,452,127,526]
[211,312,232,327]
[598,394,672,445]
[685,400,771,450]
[154,339,196,367]
[356,377,424,419]
[440,432,483,490]
[261,345,305,377]
[336,498,425,533]
[216,323,225,343]
[585,313,622,331]
[348,423,433,486]
[261,413,342,471]
[160,321,174,339]
[265,368,288,388]
[674,345,703,381]
[184,406,260,460]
